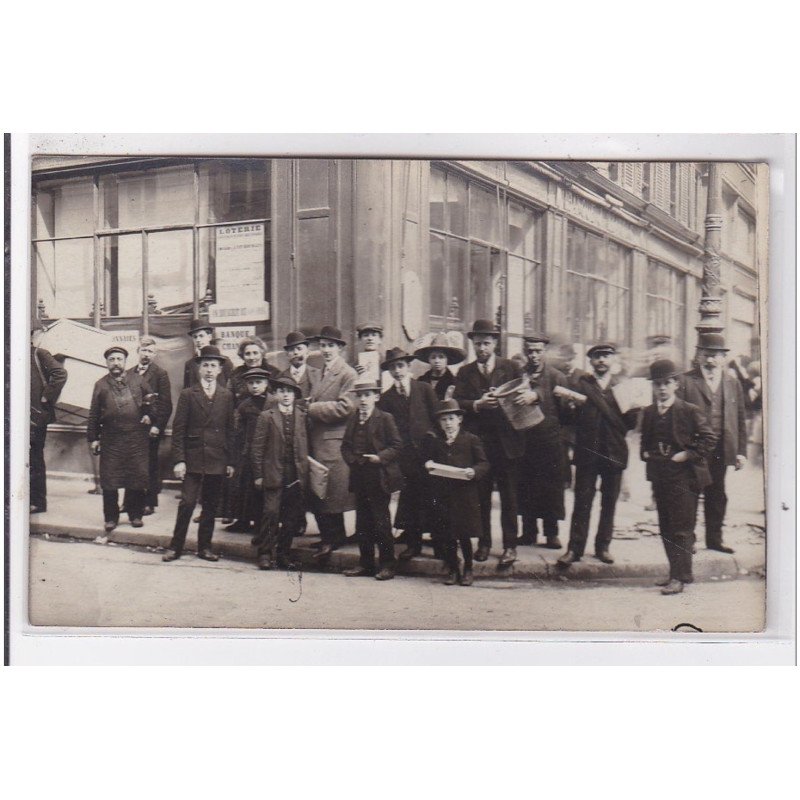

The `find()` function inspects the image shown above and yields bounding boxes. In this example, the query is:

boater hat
[356,321,384,336]
[522,331,550,344]
[103,345,129,360]
[697,332,729,352]
[648,359,680,382]
[194,345,224,363]
[242,367,272,381]
[283,331,311,350]
[188,318,213,336]
[269,375,303,396]
[466,319,500,339]
[586,342,617,357]
[350,380,382,394]
[435,398,465,417]
[414,333,466,365]
[314,325,347,346]
[380,347,413,371]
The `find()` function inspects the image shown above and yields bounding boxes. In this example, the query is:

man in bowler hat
[183,318,233,389]
[280,330,322,399]
[677,332,747,553]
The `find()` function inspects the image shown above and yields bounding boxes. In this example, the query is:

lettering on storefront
[208,301,270,323]
[110,330,141,346]
[215,223,266,306]
[215,325,256,364]
[564,192,634,243]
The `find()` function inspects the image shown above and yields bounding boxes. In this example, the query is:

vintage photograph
[26,154,767,631]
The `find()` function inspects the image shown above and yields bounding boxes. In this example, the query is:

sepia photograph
[24,149,769,633]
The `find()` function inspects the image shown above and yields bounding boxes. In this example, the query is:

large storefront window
[34,238,94,319]
[565,223,631,348]
[646,259,687,359]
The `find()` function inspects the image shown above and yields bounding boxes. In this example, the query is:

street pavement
[30,456,766,583]
[28,537,765,631]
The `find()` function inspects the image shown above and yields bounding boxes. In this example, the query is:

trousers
[353,467,395,569]
[30,425,48,510]
[652,468,699,583]
[444,536,473,572]
[702,447,729,547]
[567,463,623,558]
[253,482,304,559]
[477,440,520,549]
[103,489,145,523]
[315,511,346,546]
[169,473,224,554]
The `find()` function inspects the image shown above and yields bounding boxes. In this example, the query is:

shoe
[197,549,219,562]
[276,557,298,571]
[595,550,614,564]
[143,506,154,516]
[707,544,735,554]
[257,555,274,570]
[375,568,395,581]
[460,570,474,586]
[474,545,490,562]
[654,577,671,587]
[104,521,117,533]
[544,536,562,550]
[192,515,201,523]
[344,566,374,577]
[398,546,421,561]
[499,547,517,567]
[557,550,580,567]
[30,505,46,514]
[224,520,249,532]
[517,534,536,546]
[162,550,181,562]
[444,568,460,586]
[221,518,235,525]
[314,544,334,560]
[131,518,144,528]
[660,579,684,595]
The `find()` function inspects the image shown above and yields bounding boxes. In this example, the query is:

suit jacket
[453,357,524,459]
[183,355,234,389]
[341,408,404,495]
[171,384,236,475]
[640,397,717,489]
[250,405,310,490]
[31,346,67,428]
[677,368,746,465]
[573,373,639,470]
[127,361,172,432]
[378,378,438,449]
[279,364,322,400]
[417,368,458,401]
[524,362,569,422]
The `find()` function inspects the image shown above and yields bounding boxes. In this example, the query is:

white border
[8,133,796,664]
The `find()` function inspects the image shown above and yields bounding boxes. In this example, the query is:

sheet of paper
[357,351,381,383]
[612,377,653,413]
[428,462,472,481]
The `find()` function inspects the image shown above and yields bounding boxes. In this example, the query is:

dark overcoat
[278,364,322,400]
[251,405,310,490]
[127,361,173,432]
[677,368,746,465]
[171,385,236,475]
[453,357,525,459]
[341,408,405,496]
[378,378,438,447]
[229,360,277,405]
[640,397,717,489]
[417,368,458,401]
[422,429,490,540]
[31,346,67,428]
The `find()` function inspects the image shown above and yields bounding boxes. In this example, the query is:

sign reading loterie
[215,223,266,306]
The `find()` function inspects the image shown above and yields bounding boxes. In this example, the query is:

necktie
[204,381,214,398]
[137,365,147,375]
[397,382,406,398]
[359,411,368,424]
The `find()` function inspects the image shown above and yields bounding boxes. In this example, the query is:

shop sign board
[215,325,256,365]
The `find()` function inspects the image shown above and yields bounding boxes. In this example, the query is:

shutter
[676,164,690,225]
[619,163,643,195]
[651,163,671,212]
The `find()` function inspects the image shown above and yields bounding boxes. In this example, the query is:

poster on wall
[215,223,266,305]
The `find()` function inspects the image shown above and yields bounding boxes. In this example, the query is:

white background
[1,1,798,798]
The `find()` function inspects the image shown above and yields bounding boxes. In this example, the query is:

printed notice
[215,223,266,305]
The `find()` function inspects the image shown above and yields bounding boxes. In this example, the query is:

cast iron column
[697,162,724,335]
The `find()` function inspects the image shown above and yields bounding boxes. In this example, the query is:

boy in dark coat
[341,381,404,581]
[163,346,236,562]
[641,360,717,595]
[423,399,490,586]
[250,375,309,570]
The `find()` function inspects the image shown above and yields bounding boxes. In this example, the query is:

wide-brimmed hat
[587,342,617,358]
[242,367,272,381]
[349,380,382,394]
[523,331,550,344]
[314,325,347,346]
[648,359,680,382]
[381,347,413,371]
[283,331,311,350]
[188,318,213,336]
[414,334,466,365]
[194,345,224,363]
[466,319,500,340]
[356,321,384,336]
[435,398,465,417]
[269,375,303,396]
[103,345,129,360]
[697,332,729,352]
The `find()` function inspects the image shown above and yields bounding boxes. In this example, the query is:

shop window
[469,184,500,244]
[103,234,143,316]
[646,259,686,358]
[35,238,94,318]
[35,177,95,238]
[199,159,271,223]
[148,229,195,313]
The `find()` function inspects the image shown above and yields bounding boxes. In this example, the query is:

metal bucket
[493,377,544,431]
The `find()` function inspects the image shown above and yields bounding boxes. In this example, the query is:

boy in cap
[423,399,490,586]
[182,318,233,389]
[341,380,404,580]
[250,375,309,570]
[163,346,236,562]
[641,360,717,594]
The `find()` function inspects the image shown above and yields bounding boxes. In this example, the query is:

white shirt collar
[594,371,611,390]
[657,396,676,414]
[478,354,496,375]
[396,375,412,395]
[278,403,294,415]
[290,363,307,378]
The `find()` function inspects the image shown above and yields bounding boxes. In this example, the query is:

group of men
[30,314,749,595]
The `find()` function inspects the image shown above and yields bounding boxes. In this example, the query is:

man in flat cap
[558,343,639,568]
[182,318,233,389]
[87,346,155,537]
[354,321,392,391]
[454,319,524,566]
[676,332,747,554]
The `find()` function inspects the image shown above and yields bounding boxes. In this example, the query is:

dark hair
[237,336,267,359]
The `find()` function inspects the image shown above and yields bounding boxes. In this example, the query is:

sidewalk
[29,460,766,583]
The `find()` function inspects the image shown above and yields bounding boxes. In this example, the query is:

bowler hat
[435,398,465,417]
[380,347,413,371]
[194,345,224,363]
[414,333,466,365]
[314,325,347,346]
[283,330,311,350]
[356,321,384,336]
[350,380,382,394]
[466,319,500,339]
[648,359,680,382]
[188,318,213,336]
[103,345,129,360]
[587,342,617,357]
[269,375,303,396]
[523,331,550,344]
[697,332,729,352]
[242,367,272,381]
